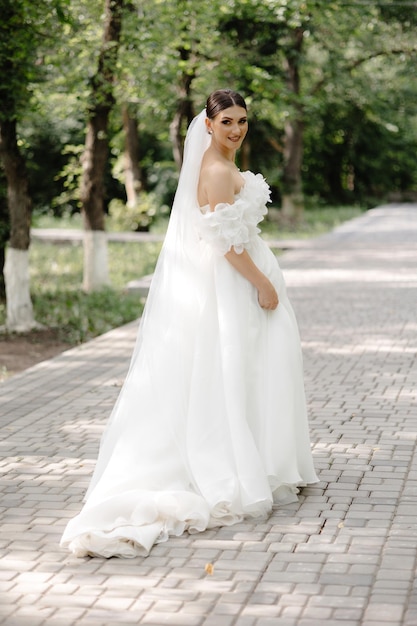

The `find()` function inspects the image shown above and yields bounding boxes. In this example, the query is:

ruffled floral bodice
[196,170,271,255]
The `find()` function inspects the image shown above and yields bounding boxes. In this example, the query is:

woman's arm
[204,166,279,311]
[225,248,279,310]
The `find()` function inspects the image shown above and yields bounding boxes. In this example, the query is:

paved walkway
[1,204,417,626]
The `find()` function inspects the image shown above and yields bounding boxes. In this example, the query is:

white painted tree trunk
[82,230,110,292]
[4,247,38,331]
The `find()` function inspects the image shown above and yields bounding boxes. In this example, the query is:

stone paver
[1,203,417,626]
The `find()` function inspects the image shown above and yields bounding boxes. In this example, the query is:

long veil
[134,108,210,358]
[84,109,211,495]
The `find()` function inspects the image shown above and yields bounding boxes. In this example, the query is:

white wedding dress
[61,116,317,559]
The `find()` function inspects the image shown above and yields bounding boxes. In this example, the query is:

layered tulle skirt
[61,233,317,558]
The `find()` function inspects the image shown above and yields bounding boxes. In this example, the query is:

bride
[61,89,318,558]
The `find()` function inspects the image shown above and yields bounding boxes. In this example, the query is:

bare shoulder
[198,158,237,208]
[201,159,234,185]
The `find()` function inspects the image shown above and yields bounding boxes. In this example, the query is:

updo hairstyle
[206,89,247,120]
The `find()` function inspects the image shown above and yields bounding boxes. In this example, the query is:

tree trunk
[4,248,36,331]
[282,116,304,221]
[80,0,124,292]
[122,105,143,207]
[169,48,196,168]
[0,176,9,301]
[170,96,195,168]
[282,27,305,222]
[0,119,37,330]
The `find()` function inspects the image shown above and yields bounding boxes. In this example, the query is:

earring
[208,129,212,135]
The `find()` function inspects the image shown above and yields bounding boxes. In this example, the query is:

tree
[280,20,307,221]
[217,0,312,220]
[301,1,417,205]
[0,0,76,328]
[0,0,38,330]
[218,0,417,215]
[122,105,143,207]
[0,176,9,301]
[7,0,416,257]
[118,0,222,166]
[79,0,125,292]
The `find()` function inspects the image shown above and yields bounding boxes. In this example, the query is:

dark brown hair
[206,89,247,120]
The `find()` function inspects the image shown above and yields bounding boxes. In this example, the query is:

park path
[1,203,417,626]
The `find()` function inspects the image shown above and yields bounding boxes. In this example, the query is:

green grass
[32,212,84,230]
[0,239,162,345]
[262,205,364,240]
[2,204,363,345]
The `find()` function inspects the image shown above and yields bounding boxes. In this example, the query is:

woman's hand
[224,249,279,310]
[257,278,279,310]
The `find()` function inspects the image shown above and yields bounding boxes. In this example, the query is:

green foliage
[108,192,169,232]
[51,144,84,214]
[303,101,417,206]
[145,161,179,207]
[3,0,417,218]
[0,0,37,120]
[0,0,72,121]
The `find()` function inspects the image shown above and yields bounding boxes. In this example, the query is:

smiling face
[206,105,248,157]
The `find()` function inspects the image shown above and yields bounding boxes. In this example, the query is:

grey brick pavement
[1,203,417,626]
